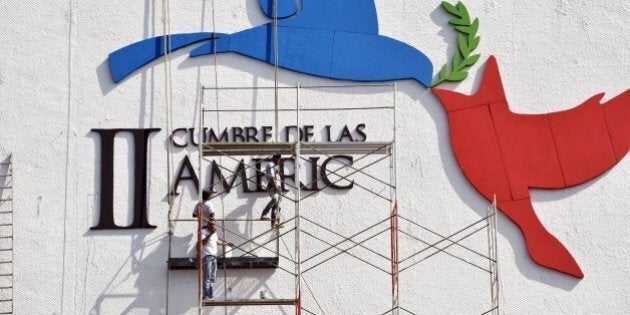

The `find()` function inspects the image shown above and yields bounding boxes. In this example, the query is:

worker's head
[272,153,281,163]
[202,190,212,201]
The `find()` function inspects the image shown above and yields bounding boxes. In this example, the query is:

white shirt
[265,162,278,181]
[266,162,280,194]
[202,228,218,257]
[192,200,215,224]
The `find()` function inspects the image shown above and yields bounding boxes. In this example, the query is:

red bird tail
[500,199,584,279]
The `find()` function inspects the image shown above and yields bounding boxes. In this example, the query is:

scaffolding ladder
[0,156,13,315]
[393,198,501,315]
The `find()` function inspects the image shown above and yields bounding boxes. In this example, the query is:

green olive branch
[431,1,481,87]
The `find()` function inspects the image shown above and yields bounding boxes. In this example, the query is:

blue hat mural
[108,0,433,87]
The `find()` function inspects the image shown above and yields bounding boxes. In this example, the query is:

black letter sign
[321,155,354,190]
[91,128,160,230]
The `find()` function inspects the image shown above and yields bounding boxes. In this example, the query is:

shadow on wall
[87,2,166,313]
[245,0,271,27]
[429,5,459,81]
[86,231,166,315]
[497,214,582,290]
[167,269,280,315]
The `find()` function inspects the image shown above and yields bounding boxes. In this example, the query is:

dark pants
[261,194,280,221]
[202,255,217,299]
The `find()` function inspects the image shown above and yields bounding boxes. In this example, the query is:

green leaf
[447,70,468,82]
[431,77,445,88]
[438,64,449,80]
[455,2,470,24]
[468,18,480,37]
[455,25,471,34]
[449,18,469,26]
[469,35,480,51]
[463,53,481,66]
[435,1,481,87]
[458,33,470,57]
[452,52,463,70]
[441,1,461,16]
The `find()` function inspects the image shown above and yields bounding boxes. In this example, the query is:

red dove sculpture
[433,56,629,278]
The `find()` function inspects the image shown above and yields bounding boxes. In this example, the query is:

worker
[201,223,232,300]
[260,153,282,228]
[193,190,215,225]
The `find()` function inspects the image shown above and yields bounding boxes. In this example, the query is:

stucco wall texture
[0,0,629,314]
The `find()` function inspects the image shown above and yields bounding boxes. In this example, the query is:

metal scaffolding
[391,199,500,315]
[161,82,402,314]
[163,81,501,314]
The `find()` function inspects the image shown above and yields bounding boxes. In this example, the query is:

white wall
[0,0,628,314]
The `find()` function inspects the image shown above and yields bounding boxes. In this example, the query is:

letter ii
[91,129,161,230]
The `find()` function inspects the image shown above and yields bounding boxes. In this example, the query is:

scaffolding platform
[202,299,297,307]
[168,257,279,270]
[202,142,392,156]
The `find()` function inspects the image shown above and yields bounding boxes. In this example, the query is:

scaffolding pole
[487,196,500,315]
[390,81,400,315]
[295,83,302,315]
[391,203,399,315]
